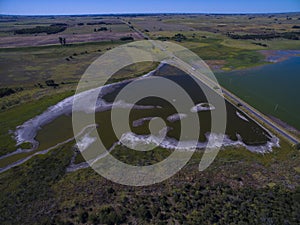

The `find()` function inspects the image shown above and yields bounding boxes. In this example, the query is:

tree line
[14,23,67,35]
[227,31,300,40]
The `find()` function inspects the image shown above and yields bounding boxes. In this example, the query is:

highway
[123,18,300,146]
[222,89,299,145]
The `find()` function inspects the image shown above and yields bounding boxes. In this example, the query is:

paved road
[124,19,300,146]
[222,89,299,145]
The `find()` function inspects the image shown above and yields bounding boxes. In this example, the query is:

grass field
[0,16,140,47]
[130,13,300,70]
[136,29,300,70]
[0,41,126,112]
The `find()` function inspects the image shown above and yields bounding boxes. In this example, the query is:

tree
[45,79,59,87]
[120,36,134,41]
[172,33,187,42]
[59,37,63,45]
[59,37,66,46]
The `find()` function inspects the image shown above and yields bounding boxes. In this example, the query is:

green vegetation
[110,145,172,166]
[0,91,74,156]
[0,60,159,157]
[181,36,265,70]
[131,13,300,70]
[0,41,122,111]
[227,31,300,40]
[120,36,134,41]
[0,87,23,98]
[0,139,299,224]
[107,61,159,84]
[45,79,59,87]
[195,42,264,70]
[0,143,74,225]
[94,27,108,32]
[17,142,32,149]
[252,42,268,47]
[149,31,268,69]
[172,33,187,42]
[14,24,67,35]
[58,37,66,46]
[157,33,187,42]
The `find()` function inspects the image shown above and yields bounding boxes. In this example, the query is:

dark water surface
[100,65,270,149]
[34,64,271,153]
[216,57,300,130]
[0,64,275,169]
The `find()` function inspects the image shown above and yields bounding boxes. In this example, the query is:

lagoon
[216,57,300,131]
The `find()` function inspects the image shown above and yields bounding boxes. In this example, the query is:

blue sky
[0,0,299,15]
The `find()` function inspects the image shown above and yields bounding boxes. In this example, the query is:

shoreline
[213,49,300,73]
[214,52,300,137]
[268,115,300,137]
[0,129,279,174]
[0,63,280,173]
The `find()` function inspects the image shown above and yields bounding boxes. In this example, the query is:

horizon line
[1,11,300,17]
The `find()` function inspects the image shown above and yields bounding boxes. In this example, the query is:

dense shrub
[94,27,108,32]
[0,88,15,97]
[96,206,125,225]
[172,33,187,42]
[0,87,23,98]
[14,24,67,35]
[87,22,106,25]
[120,36,134,41]
[252,42,268,47]
[45,79,59,87]
[227,31,300,40]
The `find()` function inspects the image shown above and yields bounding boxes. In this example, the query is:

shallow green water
[216,57,300,130]
[35,65,270,152]
[0,65,273,169]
